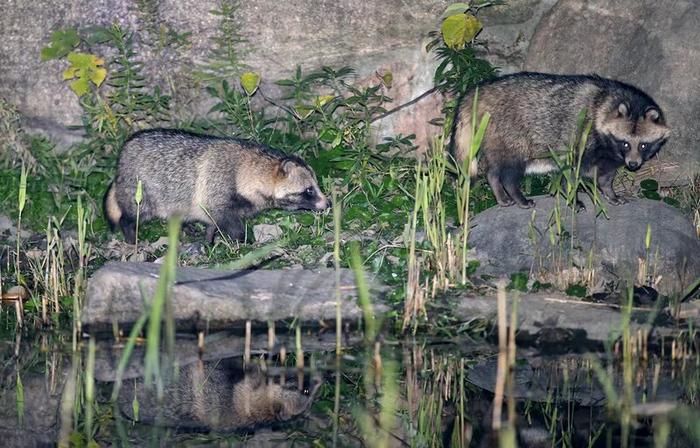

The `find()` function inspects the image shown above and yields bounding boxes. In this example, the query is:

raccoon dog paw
[516,199,535,209]
[606,195,627,206]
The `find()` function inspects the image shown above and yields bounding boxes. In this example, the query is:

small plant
[42,25,171,148]
[426,2,497,132]
[193,0,248,83]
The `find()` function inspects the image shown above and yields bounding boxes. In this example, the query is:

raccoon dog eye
[640,143,647,151]
[303,187,315,198]
[622,141,630,150]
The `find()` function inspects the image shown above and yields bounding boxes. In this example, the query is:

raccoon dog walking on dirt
[452,72,670,208]
[104,129,329,244]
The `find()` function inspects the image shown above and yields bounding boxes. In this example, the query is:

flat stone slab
[83,262,387,332]
[455,292,676,344]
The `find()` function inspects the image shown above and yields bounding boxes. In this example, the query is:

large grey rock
[476,0,557,74]
[0,1,564,151]
[0,0,450,149]
[468,196,700,295]
[525,0,700,180]
[82,262,387,331]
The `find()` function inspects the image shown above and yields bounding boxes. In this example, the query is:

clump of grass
[0,98,37,170]
[402,97,489,330]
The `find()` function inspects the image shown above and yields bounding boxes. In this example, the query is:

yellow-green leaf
[70,78,91,97]
[63,67,79,80]
[240,71,260,96]
[381,71,393,88]
[63,52,106,97]
[294,104,313,120]
[18,165,27,214]
[135,179,143,205]
[441,13,483,49]
[645,223,652,250]
[315,95,334,108]
[89,67,107,87]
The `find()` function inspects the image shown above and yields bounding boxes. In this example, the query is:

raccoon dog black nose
[627,161,640,170]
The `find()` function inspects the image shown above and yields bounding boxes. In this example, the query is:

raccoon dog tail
[103,182,121,231]
[452,114,479,177]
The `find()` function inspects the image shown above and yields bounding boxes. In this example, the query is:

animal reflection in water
[119,357,321,432]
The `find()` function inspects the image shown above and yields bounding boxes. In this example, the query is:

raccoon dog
[104,129,329,243]
[452,72,670,208]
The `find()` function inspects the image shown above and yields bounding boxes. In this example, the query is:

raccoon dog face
[600,101,669,171]
[273,158,330,211]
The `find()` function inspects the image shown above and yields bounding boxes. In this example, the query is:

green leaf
[293,104,314,120]
[86,27,112,45]
[565,283,588,298]
[508,271,529,292]
[662,197,680,207]
[640,178,659,191]
[441,13,483,50]
[40,28,80,61]
[642,190,661,200]
[319,128,338,143]
[40,46,58,61]
[240,71,260,96]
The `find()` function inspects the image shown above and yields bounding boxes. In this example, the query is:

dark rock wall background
[1,0,697,178]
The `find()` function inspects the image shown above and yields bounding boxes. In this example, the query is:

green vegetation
[1,2,699,447]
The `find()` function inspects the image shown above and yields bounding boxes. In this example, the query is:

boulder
[0,0,451,149]
[525,0,700,181]
[0,1,566,151]
[468,196,700,296]
[82,262,387,331]
[476,0,557,74]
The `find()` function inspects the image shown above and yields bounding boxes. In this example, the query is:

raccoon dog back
[104,129,329,244]
[452,72,669,208]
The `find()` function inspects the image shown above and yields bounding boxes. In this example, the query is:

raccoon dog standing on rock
[104,129,329,243]
[452,72,670,208]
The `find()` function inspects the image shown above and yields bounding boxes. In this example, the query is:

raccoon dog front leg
[119,215,137,244]
[206,215,246,244]
[597,167,625,205]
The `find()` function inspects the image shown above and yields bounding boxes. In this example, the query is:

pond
[1,320,698,447]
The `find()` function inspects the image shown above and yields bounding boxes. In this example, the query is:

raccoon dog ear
[278,158,295,177]
[616,102,629,117]
[645,108,660,122]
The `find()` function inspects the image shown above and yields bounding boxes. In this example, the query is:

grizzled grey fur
[452,72,670,208]
[104,129,329,243]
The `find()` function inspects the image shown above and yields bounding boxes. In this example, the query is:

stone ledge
[83,262,388,332]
